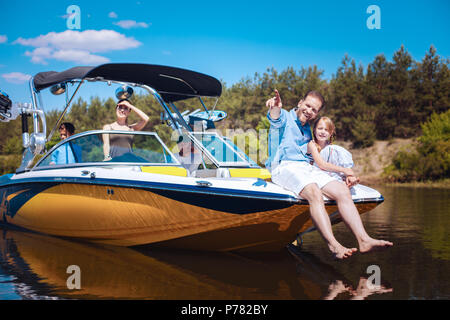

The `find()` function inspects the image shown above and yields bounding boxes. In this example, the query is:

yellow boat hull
[1,182,379,251]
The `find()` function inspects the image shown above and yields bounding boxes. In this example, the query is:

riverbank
[340,138,413,185]
[383,179,450,188]
[341,138,449,188]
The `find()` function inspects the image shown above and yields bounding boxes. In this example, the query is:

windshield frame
[187,131,254,168]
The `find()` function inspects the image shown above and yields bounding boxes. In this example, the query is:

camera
[0,90,12,120]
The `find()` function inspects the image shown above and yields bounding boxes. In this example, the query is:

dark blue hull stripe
[0,176,384,216]
[0,180,294,215]
[1,176,299,202]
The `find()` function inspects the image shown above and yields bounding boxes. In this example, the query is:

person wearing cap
[102,99,149,161]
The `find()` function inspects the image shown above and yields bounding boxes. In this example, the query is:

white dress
[316,144,354,181]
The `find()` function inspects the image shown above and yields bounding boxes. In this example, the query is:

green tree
[414,46,450,122]
[328,55,373,146]
[366,54,395,139]
[384,109,450,181]
[387,45,417,138]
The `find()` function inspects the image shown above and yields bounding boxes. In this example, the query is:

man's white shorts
[271,160,337,195]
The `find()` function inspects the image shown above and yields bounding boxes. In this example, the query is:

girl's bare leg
[321,181,393,253]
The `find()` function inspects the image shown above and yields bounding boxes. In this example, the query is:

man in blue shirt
[50,122,82,165]
[266,90,393,259]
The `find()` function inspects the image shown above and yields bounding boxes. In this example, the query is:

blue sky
[0,0,449,108]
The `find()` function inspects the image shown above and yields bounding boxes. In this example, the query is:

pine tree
[387,45,417,138]
[328,55,371,145]
[366,54,394,139]
[414,46,450,123]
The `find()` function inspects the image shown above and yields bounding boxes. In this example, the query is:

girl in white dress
[307,117,360,188]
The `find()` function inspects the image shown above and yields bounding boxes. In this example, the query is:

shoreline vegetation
[1,138,448,188]
[1,45,449,185]
[384,180,450,188]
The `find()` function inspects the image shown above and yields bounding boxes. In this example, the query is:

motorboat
[0,63,384,251]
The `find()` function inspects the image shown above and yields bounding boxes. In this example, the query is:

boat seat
[191,168,230,178]
[191,168,271,180]
[140,166,188,177]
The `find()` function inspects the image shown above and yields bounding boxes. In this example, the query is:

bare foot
[323,280,353,300]
[328,243,358,260]
[350,277,393,300]
[359,238,393,253]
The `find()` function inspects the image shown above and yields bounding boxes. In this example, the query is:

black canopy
[33,63,222,102]
[33,66,94,91]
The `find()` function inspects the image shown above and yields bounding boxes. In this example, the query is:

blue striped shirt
[265,108,313,170]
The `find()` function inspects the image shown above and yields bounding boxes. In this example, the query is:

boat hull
[0,180,381,251]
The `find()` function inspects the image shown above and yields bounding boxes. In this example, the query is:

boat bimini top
[33,64,222,102]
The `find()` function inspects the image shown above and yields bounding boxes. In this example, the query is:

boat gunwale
[0,174,385,206]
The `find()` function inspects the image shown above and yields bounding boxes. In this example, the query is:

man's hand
[267,89,282,120]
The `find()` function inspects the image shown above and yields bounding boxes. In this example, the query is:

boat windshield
[35,131,180,169]
[189,132,257,168]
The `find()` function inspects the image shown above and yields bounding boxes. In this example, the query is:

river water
[0,185,449,300]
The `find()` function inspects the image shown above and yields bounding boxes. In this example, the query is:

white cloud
[25,47,53,64]
[108,11,118,18]
[25,47,109,65]
[14,30,141,53]
[53,49,110,64]
[114,20,150,29]
[2,72,32,84]
[14,30,141,64]
[0,35,7,43]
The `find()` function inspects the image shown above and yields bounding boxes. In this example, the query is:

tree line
[1,45,449,180]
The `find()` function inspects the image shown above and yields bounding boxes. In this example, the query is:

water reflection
[287,244,393,300]
[0,186,448,300]
[299,185,450,299]
[0,226,393,300]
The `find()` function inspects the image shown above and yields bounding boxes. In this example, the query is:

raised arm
[119,100,149,131]
[266,89,283,120]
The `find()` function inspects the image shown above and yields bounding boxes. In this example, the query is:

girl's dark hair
[117,99,130,105]
[60,122,75,135]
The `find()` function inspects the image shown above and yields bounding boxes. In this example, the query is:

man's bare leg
[321,181,393,253]
[300,183,357,259]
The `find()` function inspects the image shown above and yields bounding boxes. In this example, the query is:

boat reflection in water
[0,226,392,300]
